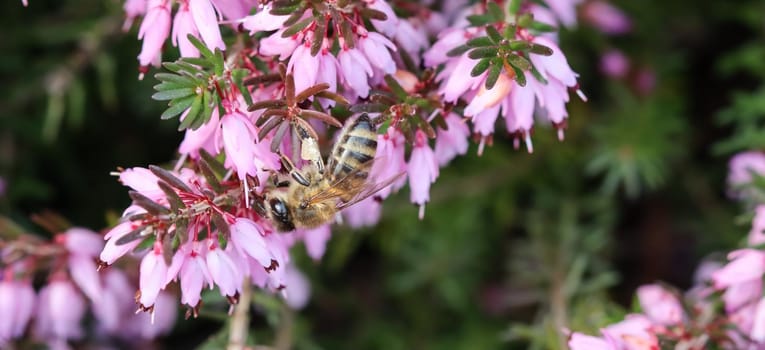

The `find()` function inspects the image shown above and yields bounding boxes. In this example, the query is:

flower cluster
[96,0,593,324]
[0,226,175,348]
[567,150,765,349]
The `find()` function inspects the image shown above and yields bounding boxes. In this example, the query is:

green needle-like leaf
[152,88,194,101]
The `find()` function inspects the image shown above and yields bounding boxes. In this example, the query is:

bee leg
[292,119,325,174]
[250,194,267,217]
[277,152,310,187]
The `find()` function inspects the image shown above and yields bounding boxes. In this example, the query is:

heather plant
[2,0,764,349]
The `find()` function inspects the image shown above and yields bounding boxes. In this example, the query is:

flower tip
[418,205,426,220]
[524,134,534,154]
[557,129,565,141]
[575,88,588,102]
[21,0,28,6]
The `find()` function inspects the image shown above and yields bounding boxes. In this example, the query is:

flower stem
[227,281,252,350]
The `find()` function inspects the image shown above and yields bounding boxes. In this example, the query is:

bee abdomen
[331,115,378,178]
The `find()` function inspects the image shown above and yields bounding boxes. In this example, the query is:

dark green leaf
[187,34,215,60]
[185,94,204,129]
[530,43,554,56]
[129,191,171,216]
[485,63,502,90]
[282,17,313,38]
[232,69,253,106]
[466,36,495,48]
[517,13,534,28]
[181,57,215,69]
[155,72,197,85]
[508,0,522,15]
[529,20,556,32]
[200,149,227,177]
[384,75,408,100]
[507,54,532,71]
[509,40,531,51]
[471,58,492,77]
[149,165,194,194]
[446,44,471,57]
[468,47,498,59]
[487,2,505,22]
[466,14,492,26]
[270,4,301,16]
[485,25,504,43]
[512,64,526,86]
[161,95,196,120]
[152,88,194,101]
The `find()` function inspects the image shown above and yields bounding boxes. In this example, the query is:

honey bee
[258,114,401,232]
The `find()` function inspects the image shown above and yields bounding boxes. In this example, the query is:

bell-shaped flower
[179,108,220,158]
[68,254,102,304]
[636,284,684,325]
[229,218,273,268]
[370,127,407,199]
[119,167,163,201]
[711,249,765,289]
[342,197,382,229]
[302,224,332,261]
[62,227,103,257]
[260,29,301,60]
[287,43,319,96]
[138,243,170,309]
[543,0,583,27]
[210,0,248,20]
[172,2,200,57]
[189,0,225,51]
[178,246,212,308]
[567,333,611,350]
[35,280,86,341]
[582,0,632,35]
[358,32,397,75]
[365,0,398,36]
[434,113,470,166]
[100,221,142,265]
[0,280,35,342]
[206,243,242,298]
[137,0,171,67]
[218,111,259,180]
[93,270,134,334]
[600,50,630,78]
[126,291,177,339]
[728,151,765,189]
[242,4,290,34]
[123,0,147,30]
[408,130,439,219]
[339,46,374,98]
[283,264,311,310]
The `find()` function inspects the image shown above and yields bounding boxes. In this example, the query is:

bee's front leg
[277,151,310,187]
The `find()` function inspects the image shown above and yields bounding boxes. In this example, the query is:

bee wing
[335,171,406,210]
[304,158,376,206]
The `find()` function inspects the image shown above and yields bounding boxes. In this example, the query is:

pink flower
[751,297,765,345]
[172,2,200,57]
[636,284,684,325]
[722,279,761,313]
[339,46,374,98]
[138,243,170,308]
[424,28,471,67]
[302,224,332,261]
[123,0,147,30]
[434,113,470,166]
[711,249,765,289]
[179,108,220,157]
[600,50,630,78]
[342,197,382,228]
[408,130,439,219]
[394,19,429,65]
[137,0,171,67]
[189,0,225,51]
[126,291,177,339]
[35,280,86,341]
[206,243,242,298]
[365,0,398,36]
[568,332,611,350]
[229,218,273,267]
[177,246,212,308]
[260,29,301,60]
[218,111,259,180]
[100,221,142,265]
[358,32,397,75]
[529,37,579,88]
[544,0,583,27]
[0,280,35,342]
[119,167,163,200]
[210,0,249,20]
[600,315,658,349]
[283,264,311,310]
[68,254,102,303]
[62,227,103,257]
[370,127,407,199]
[728,151,765,188]
[93,270,134,334]
[439,54,484,103]
[242,4,289,34]
[582,0,632,35]
[287,43,319,96]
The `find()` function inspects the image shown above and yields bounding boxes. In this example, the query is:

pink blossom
[722,279,761,313]
[567,332,611,350]
[339,46,374,98]
[119,167,163,200]
[283,264,311,310]
[68,254,102,303]
[423,28,471,67]
[179,108,220,157]
[93,270,134,334]
[370,127,407,199]
[358,32,397,75]
[137,0,171,67]
[206,243,242,297]
[126,291,177,339]
[260,29,301,60]
[751,297,765,345]
[302,224,332,261]
[365,0,398,36]
[172,2,200,57]
[544,0,583,27]
[439,54,484,103]
[242,4,289,34]
[728,151,765,188]
[394,19,429,66]
[210,0,249,20]
[287,43,319,96]
[316,50,340,108]
[218,111,259,180]
[138,243,170,308]
[62,227,103,257]
[600,315,658,349]
[100,221,142,265]
[35,280,86,341]
[0,280,35,342]
[123,0,147,30]
[434,113,470,166]
[189,0,225,51]
[582,0,632,35]
[711,249,765,289]
[600,49,630,78]
[408,130,439,219]
[529,37,578,88]
[636,284,684,325]
[342,197,382,228]
[229,218,273,267]
[177,246,212,308]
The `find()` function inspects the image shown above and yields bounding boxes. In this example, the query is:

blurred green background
[2,0,765,348]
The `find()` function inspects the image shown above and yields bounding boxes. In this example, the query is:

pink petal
[68,254,102,303]
[189,0,225,51]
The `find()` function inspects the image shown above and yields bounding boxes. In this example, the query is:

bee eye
[269,199,288,217]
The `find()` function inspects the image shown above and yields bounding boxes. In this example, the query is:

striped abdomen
[328,114,378,181]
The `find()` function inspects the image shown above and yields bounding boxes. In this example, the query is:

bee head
[268,197,295,232]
